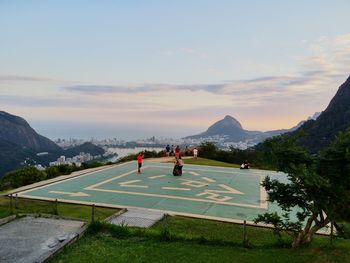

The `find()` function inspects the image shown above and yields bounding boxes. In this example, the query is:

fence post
[243,220,247,245]
[15,193,18,209]
[91,204,95,222]
[54,199,58,215]
[9,194,13,214]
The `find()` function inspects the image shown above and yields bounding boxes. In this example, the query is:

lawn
[50,216,350,263]
[0,195,118,222]
[182,157,240,168]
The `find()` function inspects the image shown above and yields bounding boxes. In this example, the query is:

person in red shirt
[137,152,144,173]
[175,145,181,158]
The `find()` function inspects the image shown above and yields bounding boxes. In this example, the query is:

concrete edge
[0,214,17,226]
[41,220,88,263]
[104,208,128,223]
[5,161,134,196]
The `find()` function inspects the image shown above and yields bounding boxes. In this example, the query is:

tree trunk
[292,216,330,247]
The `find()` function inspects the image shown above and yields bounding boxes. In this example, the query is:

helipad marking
[260,177,268,209]
[180,179,208,188]
[162,187,191,191]
[206,184,244,195]
[149,175,167,179]
[119,180,148,188]
[85,168,145,190]
[49,191,90,197]
[201,177,216,183]
[85,187,264,209]
[196,191,232,202]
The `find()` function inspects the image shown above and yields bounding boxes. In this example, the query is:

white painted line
[260,177,268,209]
[15,193,273,229]
[85,167,146,190]
[149,175,167,179]
[201,177,216,183]
[119,180,149,188]
[120,185,149,188]
[86,187,264,209]
[149,164,276,178]
[188,171,200,176]
[162,187,191,191]
[196,191,232,202]
[206,184,244,195]
[16,161,134,195]
[180,179,208,188]
[49,191,90,197]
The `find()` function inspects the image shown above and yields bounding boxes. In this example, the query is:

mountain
[186,115,249,141]
[0,111,61,152]
[264,112,320,137]
[184,114,318,144]
[291,75,350,152]
[0,111,106,177]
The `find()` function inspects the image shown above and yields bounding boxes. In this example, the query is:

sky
[1,0,350,140]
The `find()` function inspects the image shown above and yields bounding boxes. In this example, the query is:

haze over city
[1,0,350,140]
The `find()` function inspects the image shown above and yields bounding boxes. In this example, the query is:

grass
[49,216,350,263]
[182,157,240,168]
[0,195,118,222]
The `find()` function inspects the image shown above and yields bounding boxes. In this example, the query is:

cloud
[63,83,224,95]
[4,33,350,133]
[0,75,54,82]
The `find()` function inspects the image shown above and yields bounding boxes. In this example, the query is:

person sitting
[240,160,250,169]
[173,157,184,176]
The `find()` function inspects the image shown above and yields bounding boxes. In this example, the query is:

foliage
[0,166,46,189]
[0,161,105,190]
[50,216,350,263]
[197,142,260,167]
[117,150,163,163]
[0,196,118,221]
[255,130,350,247]
[183,157,240,168]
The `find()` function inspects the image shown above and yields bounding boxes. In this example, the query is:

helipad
[17,161,287,224]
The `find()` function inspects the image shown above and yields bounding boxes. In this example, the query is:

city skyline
[1,1,350,140]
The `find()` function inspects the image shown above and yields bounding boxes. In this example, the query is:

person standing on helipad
[175,145,181,158]
[165,144,170,157]
[137,152,144,173]
[193,147,198,159]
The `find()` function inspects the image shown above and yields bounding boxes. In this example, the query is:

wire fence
[0,194,117,222]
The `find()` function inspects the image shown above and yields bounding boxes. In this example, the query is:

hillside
[292,75,350,152]
[0,111,61,152]
[0,111,106,177]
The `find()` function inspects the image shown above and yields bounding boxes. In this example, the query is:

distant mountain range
[184,113,320,144]
[0,111,105,177]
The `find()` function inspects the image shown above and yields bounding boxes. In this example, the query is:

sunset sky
[1,1,350,139]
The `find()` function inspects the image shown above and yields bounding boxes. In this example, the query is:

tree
[0,166,46,190]
[198,142,218,159]
[255,131,350,247]
[45,166,61,179]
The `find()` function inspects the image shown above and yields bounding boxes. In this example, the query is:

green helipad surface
[17,161,287,223]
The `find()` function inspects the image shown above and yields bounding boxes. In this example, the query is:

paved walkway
[109,208,165,228]
[0,216,86,263]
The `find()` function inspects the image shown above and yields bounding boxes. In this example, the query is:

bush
[0,166,46,190]
[198,142,261,167]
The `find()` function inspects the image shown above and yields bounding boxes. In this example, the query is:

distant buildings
[49,152,100,167]
[55,135,257,151]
